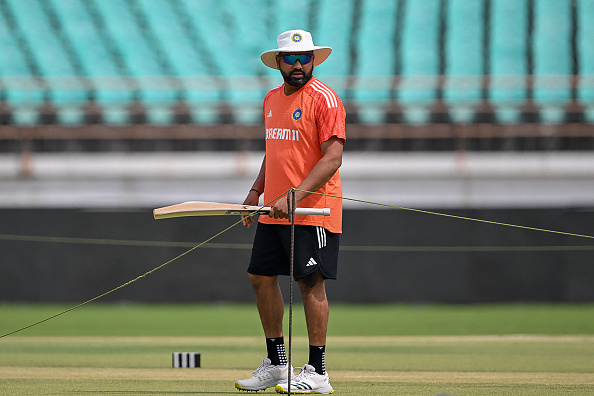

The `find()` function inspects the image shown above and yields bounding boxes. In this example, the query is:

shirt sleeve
[315,96,347,145]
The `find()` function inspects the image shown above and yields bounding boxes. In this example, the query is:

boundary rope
[295,189,594,241]
[1,190,593,338]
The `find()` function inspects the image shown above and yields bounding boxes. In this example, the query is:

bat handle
[260,207,330,216]
[293,208,331,216]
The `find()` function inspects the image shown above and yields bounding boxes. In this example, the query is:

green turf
[0,378,590,396]
[1,303,593,395]
[1,303,593,337]
[1,335,592,395]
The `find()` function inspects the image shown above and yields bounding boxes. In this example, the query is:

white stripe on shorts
[316,226,327,249]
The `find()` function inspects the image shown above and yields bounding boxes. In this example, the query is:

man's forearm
[294,153,341,204]
[251,155,266,194]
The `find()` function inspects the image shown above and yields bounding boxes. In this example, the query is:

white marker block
[173,352,201,368]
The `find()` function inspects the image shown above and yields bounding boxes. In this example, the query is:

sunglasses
[279,54,314,65]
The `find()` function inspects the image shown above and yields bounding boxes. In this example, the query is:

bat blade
[153,201,330,219]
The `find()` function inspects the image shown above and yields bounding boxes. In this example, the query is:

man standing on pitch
[235,29,345,394]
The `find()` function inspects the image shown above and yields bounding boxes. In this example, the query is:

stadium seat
[90,0,172,123]
[313,0,354,83]
[272,0,316,38]
[134,0,203,77]
[48,0,119,78]
[490,0,530,123]
[0,7,32,78]
[0,5,45,125]
[5,0,86,124]
[351,0,398,124]
[181,0,236,77]
[444,0,483,123]
[91,0,162,77]
[533,0,572,123]
[5,0,75,77]
[578,0,594,122]
[400,0,441,123]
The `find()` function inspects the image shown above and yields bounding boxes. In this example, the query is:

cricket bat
[154,201,330,219]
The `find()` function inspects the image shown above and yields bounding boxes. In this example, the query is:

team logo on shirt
[292,108,303,121]
[266,127,299,141]
[291,33,303,43]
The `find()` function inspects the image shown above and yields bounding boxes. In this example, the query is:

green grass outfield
[1,303,593,395]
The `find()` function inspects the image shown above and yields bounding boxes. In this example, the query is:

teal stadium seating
[0,0,591,126]
[352,0,399,124]
[533,0,572,123]
[0,2,44,125]
[312,0,354,80]
[399,0,441,123]
[578,0,594,122]
[490,0,529,123]
[444,0,483,123]
[92,0,165,124]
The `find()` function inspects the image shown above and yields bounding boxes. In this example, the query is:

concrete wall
[4,152,594,209]
[1,208,593,303]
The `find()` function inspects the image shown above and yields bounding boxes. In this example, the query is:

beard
[281,66,314,88]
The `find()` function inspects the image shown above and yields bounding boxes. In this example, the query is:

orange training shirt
[259,77,346,233]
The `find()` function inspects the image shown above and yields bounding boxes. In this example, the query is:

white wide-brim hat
[260,29,332,70]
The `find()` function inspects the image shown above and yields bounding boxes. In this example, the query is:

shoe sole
[235,382,279,392]
[274,385,334,394]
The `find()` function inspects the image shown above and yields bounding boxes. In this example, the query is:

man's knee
[298,271,323,290]
[248,273,277,290]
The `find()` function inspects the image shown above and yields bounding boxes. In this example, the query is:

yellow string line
[0,192,287,339]
[1,234,594,252]
[3,192,594,249]
[0,220,240,339]
[295,189,594,241]
[0,234,200,247]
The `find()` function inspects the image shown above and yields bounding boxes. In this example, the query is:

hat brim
[260,47,332,70]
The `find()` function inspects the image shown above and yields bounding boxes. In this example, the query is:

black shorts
[248,223,339,280]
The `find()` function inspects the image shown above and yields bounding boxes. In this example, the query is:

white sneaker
[235,356,293,392]
[275,364,334,394]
